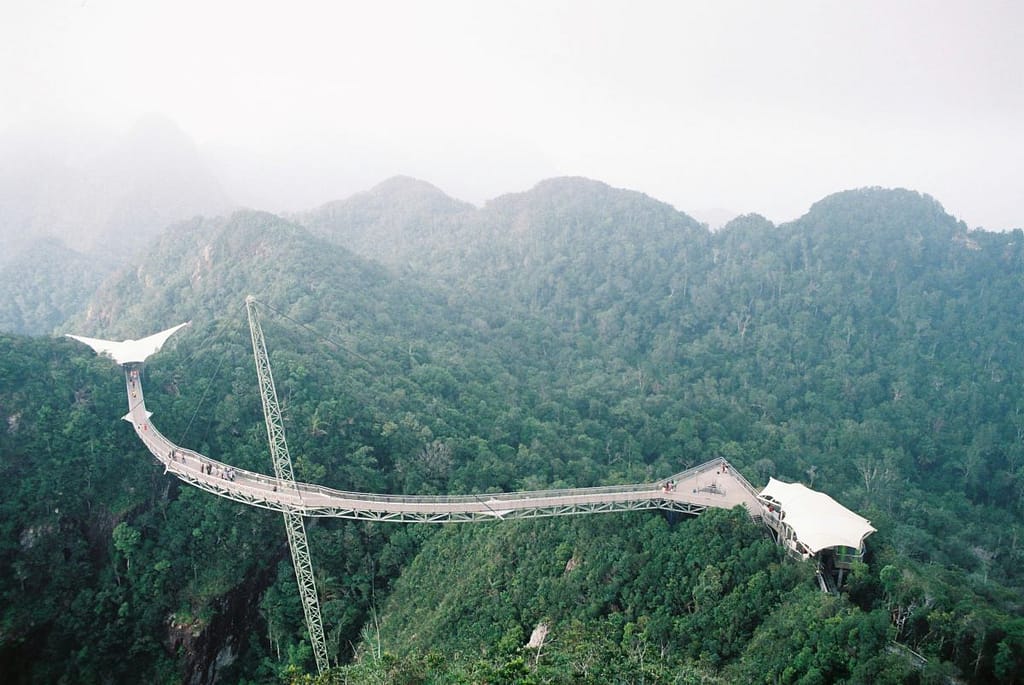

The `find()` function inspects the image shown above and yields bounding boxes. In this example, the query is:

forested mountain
[0,238,117,335]
[303,178,708,339]
[297,176,475,271]
[2,180,1023,683]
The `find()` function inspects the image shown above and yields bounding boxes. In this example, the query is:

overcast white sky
[2,0,1022,229]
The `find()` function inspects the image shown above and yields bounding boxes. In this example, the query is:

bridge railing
[727,464,762,498]
[133,391,759,512]
[137,416,666,505]
[666,457,726,483]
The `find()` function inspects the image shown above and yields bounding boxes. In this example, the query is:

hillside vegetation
[2,179,1022,683]
[0,238,116,335]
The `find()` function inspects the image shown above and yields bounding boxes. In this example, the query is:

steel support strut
[246,296,329,675]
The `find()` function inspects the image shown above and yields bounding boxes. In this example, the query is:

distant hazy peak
[500,176,619,202]
[0,114,235,259]
[720,213,775,232]
[791,187,971,251]
[312,175,474,216]
[487,176,670,210]
[481,176,704,233]
[530,176,615,193]
[805,187,951,223]
[103,115,228,188]
[369,175,455,198]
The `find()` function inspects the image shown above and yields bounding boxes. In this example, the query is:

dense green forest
[0,237,116,335]
[2,179,1023,683]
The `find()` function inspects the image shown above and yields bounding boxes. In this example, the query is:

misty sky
[2,0,1022,229]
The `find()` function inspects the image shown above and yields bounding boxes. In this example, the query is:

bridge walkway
[124,365,763,523]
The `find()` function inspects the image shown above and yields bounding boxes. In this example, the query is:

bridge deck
[124,366,763,522]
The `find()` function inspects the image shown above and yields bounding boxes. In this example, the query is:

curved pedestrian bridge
[122,364,763,523]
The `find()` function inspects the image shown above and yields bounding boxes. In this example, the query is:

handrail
[124,366,762,517]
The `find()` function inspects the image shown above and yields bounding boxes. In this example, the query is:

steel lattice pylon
[246,296,329,675]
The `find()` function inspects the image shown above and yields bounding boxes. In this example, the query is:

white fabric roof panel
[760,478,875,553]
[66,323,190,365]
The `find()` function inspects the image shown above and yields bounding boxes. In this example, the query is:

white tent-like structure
[66,323,190,365]
[759,478,875,567]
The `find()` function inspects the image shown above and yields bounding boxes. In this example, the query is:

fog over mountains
[5,112,1018,280]
[0,115,232,262]
[1,111,1006,343]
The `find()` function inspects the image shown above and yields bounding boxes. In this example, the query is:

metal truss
[295,497,709,522]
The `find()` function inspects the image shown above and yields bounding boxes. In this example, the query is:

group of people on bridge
[168,449,236,481]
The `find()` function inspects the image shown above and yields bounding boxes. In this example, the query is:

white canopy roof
[760,478,875,553]
[66,323,190,364]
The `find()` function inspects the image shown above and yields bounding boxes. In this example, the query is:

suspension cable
[177,303,246,445]
[250,297,376,368]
